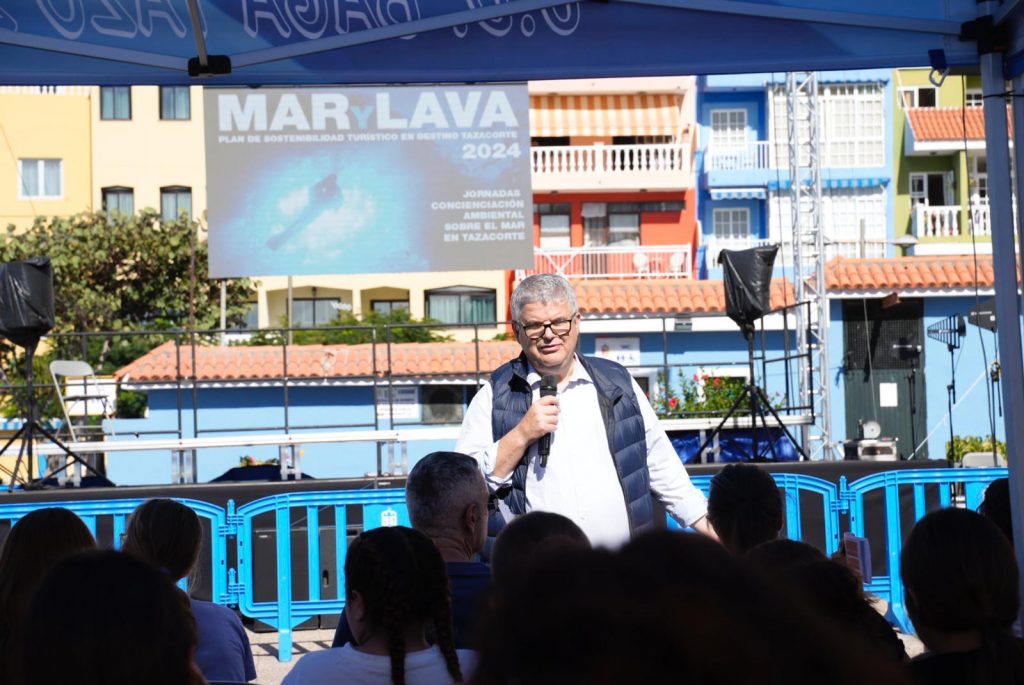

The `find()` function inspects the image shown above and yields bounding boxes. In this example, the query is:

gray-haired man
[457,273,712,548]
[332,451,491,648]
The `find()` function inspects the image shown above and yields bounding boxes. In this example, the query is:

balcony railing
[530,143,691,191]
[517,245,692,280]
[703,236,886,267]
[705,142,774,171]
[913,203,996,238]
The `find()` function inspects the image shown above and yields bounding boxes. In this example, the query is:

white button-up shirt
[455,357,707,549]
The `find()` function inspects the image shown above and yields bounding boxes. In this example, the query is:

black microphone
[538,375,558,468]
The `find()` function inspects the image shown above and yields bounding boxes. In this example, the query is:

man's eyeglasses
[518,315,577,340]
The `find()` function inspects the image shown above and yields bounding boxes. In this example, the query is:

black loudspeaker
[719,245,778,337]
[249,525,344,632]
[0,257,55,347]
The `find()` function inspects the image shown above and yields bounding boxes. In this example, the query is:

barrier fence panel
[0,467,1009,662]
[671,473,841,553]
[0,497,230,599]
[231,489,409,660]
[844,467,1007,633]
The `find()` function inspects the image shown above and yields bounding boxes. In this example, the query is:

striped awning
[529,94,682,137]
[709,187,766,200]
[767,177,889,191]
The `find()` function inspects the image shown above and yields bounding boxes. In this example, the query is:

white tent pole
[979,0,1024,619]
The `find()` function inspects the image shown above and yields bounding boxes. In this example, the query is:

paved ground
[246,603,926,685]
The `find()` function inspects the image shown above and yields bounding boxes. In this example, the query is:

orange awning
[529,94,682,138]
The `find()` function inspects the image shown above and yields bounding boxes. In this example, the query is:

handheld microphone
[538,375,558,468]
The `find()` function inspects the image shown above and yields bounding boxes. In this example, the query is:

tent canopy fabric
[0,0,981,86]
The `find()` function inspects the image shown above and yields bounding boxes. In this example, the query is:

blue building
[695,70,894,278]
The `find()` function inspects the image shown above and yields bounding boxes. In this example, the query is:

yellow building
[0,86,93,229]
[90,85,207,222]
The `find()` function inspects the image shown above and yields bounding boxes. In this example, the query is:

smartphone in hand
[842,532,872,583]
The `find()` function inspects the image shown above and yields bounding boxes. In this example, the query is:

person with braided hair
[284,526,476,685]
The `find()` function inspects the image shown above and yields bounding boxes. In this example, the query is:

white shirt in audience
[282,643,476,685]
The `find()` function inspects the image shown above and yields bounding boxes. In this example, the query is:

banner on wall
[204,85,533,278]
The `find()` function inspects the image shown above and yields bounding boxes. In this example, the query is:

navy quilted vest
[487,353,654,538]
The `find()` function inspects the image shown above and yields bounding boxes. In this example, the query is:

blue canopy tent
[4,0,1024,612]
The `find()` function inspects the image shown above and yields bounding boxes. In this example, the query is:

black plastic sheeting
[0,256,54,347]
[719,245,778,334]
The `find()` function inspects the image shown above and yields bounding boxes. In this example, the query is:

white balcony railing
[705,142,774,172]
[530,143,691,191]
[703,236,886,267]
[913,203,997,238]
[517,245,692,280]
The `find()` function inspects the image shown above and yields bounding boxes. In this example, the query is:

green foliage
[0,211,254,418]
[946,435,1006,463]
[0,211,254,338]
[234,308,451,346]
[653,371,782,419]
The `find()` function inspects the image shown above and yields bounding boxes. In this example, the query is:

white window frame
[712,207,751,241]
[909,171,952,206]
[18,158,63,200]
[898,86,937,108]
[821,84,885,167]
[709,108,748,148]
[965,89,984,107]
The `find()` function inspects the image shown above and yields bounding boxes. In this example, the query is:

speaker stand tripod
[694,331,808,463]
[0,341,104,491]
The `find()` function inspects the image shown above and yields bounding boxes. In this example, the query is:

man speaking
[456,274,712,548]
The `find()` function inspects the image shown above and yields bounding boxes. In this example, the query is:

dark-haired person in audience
[707,462,783,555]
[286,526,475,685]
[471,530,908,685]
[20,549,204,685]
[0,507,95,685]
[489,510,589,598]
[980,477,1013,547]
[747,538,906,664]
[902,507,1024,684]
[333,451,491,649]
[122,498,256,683]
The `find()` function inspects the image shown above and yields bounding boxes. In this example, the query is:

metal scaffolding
[786,71,835,459]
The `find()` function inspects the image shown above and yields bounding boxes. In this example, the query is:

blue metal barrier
[844,467,1007,633]
[0,497,230,600]
[672,473,841,554]
[230,489,410,660]
[0,467,1008,662]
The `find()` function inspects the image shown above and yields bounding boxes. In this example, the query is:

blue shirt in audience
[191,598,258,682]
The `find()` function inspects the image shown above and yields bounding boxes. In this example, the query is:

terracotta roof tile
[905,106,1012,142]
[825,256,999,291]
[573,278,795,315]
[116,340,523,383]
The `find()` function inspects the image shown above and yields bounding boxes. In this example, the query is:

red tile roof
[573,278,795,315]
[905,106,1012,142]
[116,340,523,383]
[826,256,997,291]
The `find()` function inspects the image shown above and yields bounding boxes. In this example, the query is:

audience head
[979,478,1013,547]
[707,463,784,554]
[748,539,906,664]
[471,530,908,685]
[490,511,590,595]
[0,506,95,682]
[21,549,201,685]
[406,451,488,559]
[122,498,202,583]
[345,525,462,685]
[902,508,1020,654]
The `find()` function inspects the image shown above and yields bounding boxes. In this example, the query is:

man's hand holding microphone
[492,375,559,478]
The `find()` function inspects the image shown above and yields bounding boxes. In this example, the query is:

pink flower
[713,377,722,387]
[668,397,679,409]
